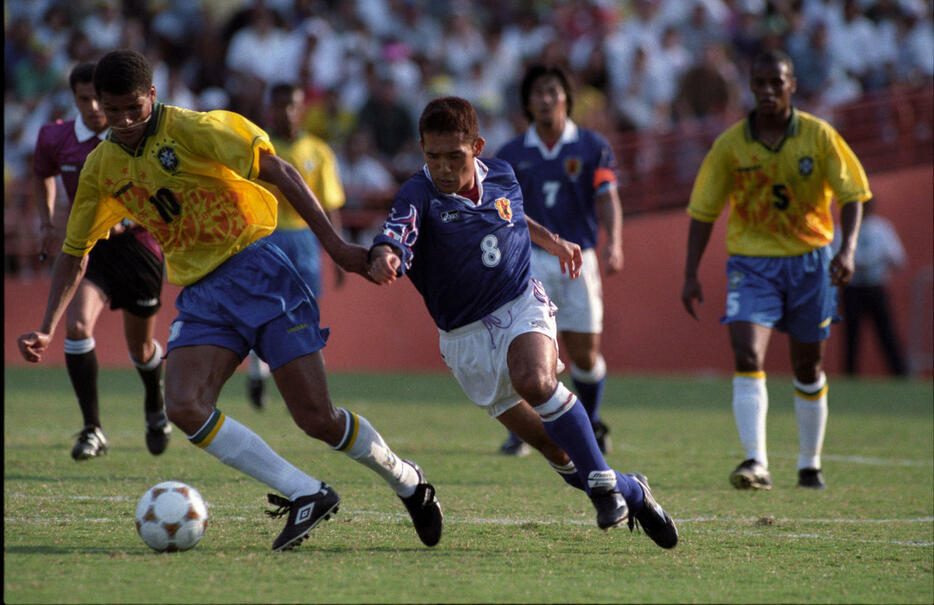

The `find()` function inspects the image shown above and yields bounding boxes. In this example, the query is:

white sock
[248,351,270,380]
[130,339,163,370]
[190,410,320,500]
[570,354,607,383]
[794,373,828,470]
[733,373,768,468]
[333,408,419,498]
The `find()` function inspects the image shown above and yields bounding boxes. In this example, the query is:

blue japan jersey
[496,121,618,251]
[373,158,531,331]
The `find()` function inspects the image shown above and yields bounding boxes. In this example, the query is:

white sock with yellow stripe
[189,409,321,500]
[733,372,768,467]
[794,372,828,470]
[332,408,419,498]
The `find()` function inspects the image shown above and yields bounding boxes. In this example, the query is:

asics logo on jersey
[441,210,460,223]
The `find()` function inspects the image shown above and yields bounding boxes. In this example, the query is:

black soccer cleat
[798,468,827,489]
[266,484,340,551]
[729,458,772,490]
[247,377,268,409]
[399,460,443,547]
[592,420,611,455]
[588,471,629,531]
[145,414,172,456]
[71,426,108,461]
[628,473,679,549]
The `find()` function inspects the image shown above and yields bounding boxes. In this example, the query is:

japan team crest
[564,156,582,181]
[156,145,179,173]
[495,197,513,222]
[798,156,814,176]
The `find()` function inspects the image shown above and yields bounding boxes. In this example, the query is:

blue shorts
[266,228,322,297]
[166,238,329,370]
[720,246,839,342]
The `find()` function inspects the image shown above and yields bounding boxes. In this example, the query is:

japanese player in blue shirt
[368,96,677,548]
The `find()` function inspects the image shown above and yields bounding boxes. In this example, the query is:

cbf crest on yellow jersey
[65,103,278,285]
[687,109,871,257]
[260,134,345,231]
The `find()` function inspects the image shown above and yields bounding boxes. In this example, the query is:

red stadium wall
[5,166,931,376]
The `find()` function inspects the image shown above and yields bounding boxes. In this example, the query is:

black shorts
[84,231,165,318]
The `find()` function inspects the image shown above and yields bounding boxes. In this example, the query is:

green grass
[4,368,933,604]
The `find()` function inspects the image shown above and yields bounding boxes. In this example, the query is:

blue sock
[553,466,643,514]
[571,356,607,424]
[534,383,610,492]
[572,377,606,424]
[615,471,644,512]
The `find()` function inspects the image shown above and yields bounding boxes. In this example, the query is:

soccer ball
[135,481,208,552]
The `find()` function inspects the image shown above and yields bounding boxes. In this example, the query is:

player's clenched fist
[368,245,401,285]
[18,331,51,363]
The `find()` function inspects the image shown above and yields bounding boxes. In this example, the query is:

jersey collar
[74,117,108,143]
[524,119,579,160]
[422,157,490,206]
[107,101,165,157]
[745,107,800,152]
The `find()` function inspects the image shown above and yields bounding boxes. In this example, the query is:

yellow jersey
[65,103,278,285]
[687,109,871,256]
[261,133,345,231]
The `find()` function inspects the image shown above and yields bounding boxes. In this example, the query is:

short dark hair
[68,62,96,92]
[269,82,299,102]
[418,96,479,141]
[93,49,153,97]
[752,49,795,77]
[520,64,574,122]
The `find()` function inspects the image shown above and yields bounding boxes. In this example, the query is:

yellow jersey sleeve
[262,134,345,231]
[63,148,131,256]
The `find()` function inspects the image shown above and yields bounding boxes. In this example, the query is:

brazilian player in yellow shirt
[681,50,869,491]
[245,82,347,408]
[17,49,442,551]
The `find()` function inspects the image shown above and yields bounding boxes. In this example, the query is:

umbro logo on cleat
[295,502,315,523]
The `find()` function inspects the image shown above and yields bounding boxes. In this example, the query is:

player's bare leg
[562,330,609,452]
[728,321,773,489]
[124,311,170,454]
[166,345,336,550]
[275,351,442,546]
[64,280,108,460]
[507,332,632,529]
[790,338,829,488]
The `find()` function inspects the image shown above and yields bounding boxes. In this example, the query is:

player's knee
[732,347,761,372]
[512,368,557,406]
[65,322,93,342]
[291,405,343,443]
[164,388,212,435]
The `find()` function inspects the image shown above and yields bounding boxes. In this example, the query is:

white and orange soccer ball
[135,481,208,552]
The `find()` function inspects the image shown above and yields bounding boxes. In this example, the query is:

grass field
[4,367,932,604]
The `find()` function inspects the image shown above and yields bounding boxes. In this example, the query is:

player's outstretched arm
[681,218,714,320]
[527,216,583,279]
[258,151,369,278]
[18,252,87,362]
[596,187,624,274]
[829,200,863,287]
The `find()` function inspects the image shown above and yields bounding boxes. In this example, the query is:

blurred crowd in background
[5,0,934,273]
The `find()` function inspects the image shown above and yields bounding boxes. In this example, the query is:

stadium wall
[5,165,931,377]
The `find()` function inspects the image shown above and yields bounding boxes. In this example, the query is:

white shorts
[439,279,558,418]
[530,246,603,333]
